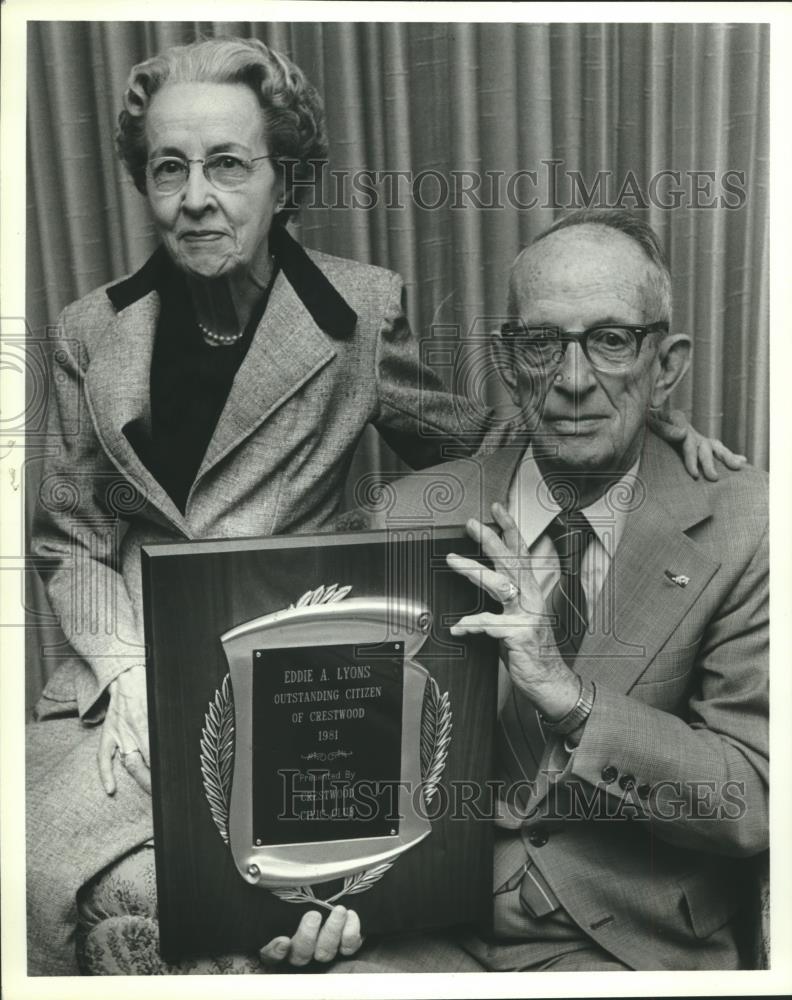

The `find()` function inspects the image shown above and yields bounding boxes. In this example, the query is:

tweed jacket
[31,229,483,722]
[363,432,768,970]
[25,233,487,975]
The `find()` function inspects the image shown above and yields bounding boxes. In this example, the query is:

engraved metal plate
[200,585,451,907]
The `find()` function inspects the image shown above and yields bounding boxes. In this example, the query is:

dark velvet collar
[105,225,358,340]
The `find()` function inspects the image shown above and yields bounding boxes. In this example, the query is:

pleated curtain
[24,21,769,708]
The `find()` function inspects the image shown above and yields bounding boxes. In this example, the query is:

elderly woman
[26,36,742,976]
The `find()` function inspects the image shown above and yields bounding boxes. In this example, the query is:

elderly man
[262,209,768,972]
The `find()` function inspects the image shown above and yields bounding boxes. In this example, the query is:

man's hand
[648,408,747,481]
[259,907,363,968]
[98,663,151,796]
[447,504,579,721]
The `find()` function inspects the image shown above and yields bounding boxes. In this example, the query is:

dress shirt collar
[508,446,640,553]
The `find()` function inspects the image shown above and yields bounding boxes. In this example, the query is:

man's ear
[651,334,691,408]
[490,335,520,404]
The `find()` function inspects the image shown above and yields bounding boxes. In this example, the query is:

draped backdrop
[24,21,769,708]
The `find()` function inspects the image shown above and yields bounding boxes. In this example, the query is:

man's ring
[120,749,140,764]
[499,581,519,604]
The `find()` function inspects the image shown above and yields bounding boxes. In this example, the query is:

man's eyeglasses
[499,321,669,375]
[146,153,275,194]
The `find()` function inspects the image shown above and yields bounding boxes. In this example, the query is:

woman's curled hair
[116,36,328,221]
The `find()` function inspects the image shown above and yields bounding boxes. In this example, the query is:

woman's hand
[98,663,151,796]
[259,907,363,969]
[447,504,580,721]
[648,408,747,481]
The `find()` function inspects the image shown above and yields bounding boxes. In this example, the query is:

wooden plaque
[142,525,498,961]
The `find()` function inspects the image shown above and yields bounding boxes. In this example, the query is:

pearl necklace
[197,320,244,347]
[195,255,275,347]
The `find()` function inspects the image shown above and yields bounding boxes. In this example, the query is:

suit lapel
[84,292,188,533]
[575,432,721,694]
[575,492,719,692]
[192,268,337,489]
[475,447,526,514]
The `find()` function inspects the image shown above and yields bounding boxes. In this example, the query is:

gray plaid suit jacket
[363,432,768,970]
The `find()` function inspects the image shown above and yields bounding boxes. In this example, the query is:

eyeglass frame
[498,320,669,374]
[145,152,276,193]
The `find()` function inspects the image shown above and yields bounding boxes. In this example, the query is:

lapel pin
[664,570,690,588]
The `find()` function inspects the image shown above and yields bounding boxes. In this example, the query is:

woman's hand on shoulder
[648,407,747,480]
[98,663,151,796]
[259,906,363,969]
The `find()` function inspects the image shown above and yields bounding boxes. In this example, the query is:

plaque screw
[390,828,397,836]
[247,863,261,879]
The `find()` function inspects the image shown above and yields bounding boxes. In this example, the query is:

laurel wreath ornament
[200,584,452,909]
[200,673,235,845]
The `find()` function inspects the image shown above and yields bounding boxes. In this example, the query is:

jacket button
[619,774,636,791]
[601,765,618,783]
[527,827,549,847]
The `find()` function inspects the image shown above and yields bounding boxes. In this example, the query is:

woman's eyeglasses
[499,321,668,374]
[146,153,274,194]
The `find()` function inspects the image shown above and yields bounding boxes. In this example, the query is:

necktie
[495,511,595,919]
[496,510,596,809]
[544,511,595,666]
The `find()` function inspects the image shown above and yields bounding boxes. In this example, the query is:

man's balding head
[508,210,672,327]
